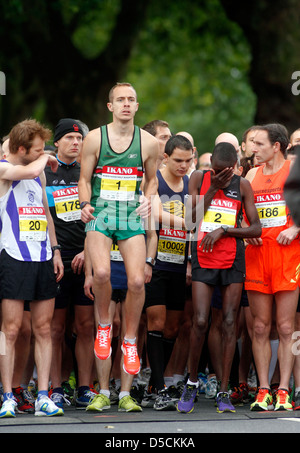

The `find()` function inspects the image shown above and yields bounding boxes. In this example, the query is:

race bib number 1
[100,166,137,201]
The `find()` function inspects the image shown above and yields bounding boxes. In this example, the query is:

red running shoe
[13,387,35,414]
[94,324,112,360]
[121,340,140,375]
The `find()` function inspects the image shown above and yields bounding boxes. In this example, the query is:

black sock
[147,330,165,391]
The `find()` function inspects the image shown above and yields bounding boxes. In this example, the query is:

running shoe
[176,380,185,396]
[176,383,198,413]
[137,367,151,386]
[198,373,208,394]
[13,386,35,414]
[22,388,35,405]
[166,385,181,400]
[230,383,251,406]
[153,389,176,411]
[294,391,300,411]
[205,375,218,399]
[141,386,157,408]
[274,388,293,411]
[35,395,64,416]
[86,393,110,412]
[250,387,274,411]
[216,392,236,413]
[76,388,97,408]
[94,324,112,360]
[130,384,145,404]
[118,395,142,412]
[109,379,120,405]
[0,397,17,418]
[62,379,75,401]
[121,340,140,375]
[50,391,71,412]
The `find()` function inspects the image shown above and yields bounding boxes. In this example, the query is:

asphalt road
[0,394,299,438]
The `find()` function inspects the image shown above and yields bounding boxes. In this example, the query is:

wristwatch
[80,201,91,210]
[221,225,229,234]
[146,257,156,267]
[51,245,62,253]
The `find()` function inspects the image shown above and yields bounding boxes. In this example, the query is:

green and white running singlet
[85,125,145,241]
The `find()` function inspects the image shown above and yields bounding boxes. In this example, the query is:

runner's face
[165,148,193,177]
[242,130,259,158]
[290,130,300,146]
[23,136,45,163]
[56,132,82,163]
[155,126,172,160]
[107,86,139,121]
[252,130,277,164]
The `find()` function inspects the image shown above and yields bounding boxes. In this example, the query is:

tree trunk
[0,0,150,135]
[221,0,300,134]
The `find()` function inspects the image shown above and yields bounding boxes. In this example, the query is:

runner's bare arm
[185,170,204,230]
[78,129,100,223]
[140,130,158,200]
[41,171,64,282]
[0,153,57,182]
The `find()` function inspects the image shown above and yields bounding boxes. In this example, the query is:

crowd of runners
[0,82,300,418]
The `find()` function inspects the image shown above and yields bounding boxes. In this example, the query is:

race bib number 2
[18,206,47,241]
[201,198,237,232]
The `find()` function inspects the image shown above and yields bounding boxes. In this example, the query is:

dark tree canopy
[1,0,299,147]
[221,0,300,132]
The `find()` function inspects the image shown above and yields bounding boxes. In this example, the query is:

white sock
[173,374,185,386]
[124,337,136,345]
[187,378,199,387]
[164,377,174,388]
[100,389,110,398]
[119,391,130,400]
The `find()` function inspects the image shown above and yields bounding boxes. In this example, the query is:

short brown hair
[108,82,137,103]
[9,119,52,154]
[142,120,170,137]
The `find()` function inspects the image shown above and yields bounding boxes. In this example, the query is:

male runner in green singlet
[78,83,158,411]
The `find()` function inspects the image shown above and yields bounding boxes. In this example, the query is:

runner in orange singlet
[245,124,300,412]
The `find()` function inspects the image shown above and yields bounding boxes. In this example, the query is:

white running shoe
[35,395,64,417]
[0,397,17,418]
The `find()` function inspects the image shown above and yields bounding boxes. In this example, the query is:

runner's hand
[211,167,234,190]
[46,155,59,173]
[81,204,95,223]
[199,228,224,252]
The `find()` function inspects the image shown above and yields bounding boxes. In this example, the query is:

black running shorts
[0,249,58,301]
[145,269,186,311]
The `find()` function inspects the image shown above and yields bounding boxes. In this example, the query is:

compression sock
[147,330,165,391]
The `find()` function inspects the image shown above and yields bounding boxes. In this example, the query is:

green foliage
[68,0,256,151]
[0,0,256,146]
[125,0,256,153]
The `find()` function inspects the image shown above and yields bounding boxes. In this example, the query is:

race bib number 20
[19,206,47,241]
